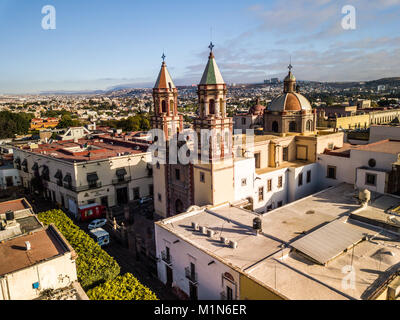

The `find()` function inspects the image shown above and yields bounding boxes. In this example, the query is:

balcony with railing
[161,250,172,266]
[63,181,102,192]
[112,176,132,185]
[185,267,198,284]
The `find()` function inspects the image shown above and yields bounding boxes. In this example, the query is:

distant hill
[39,90,106,95]
[38,77,400,96]
[319,77,400,89]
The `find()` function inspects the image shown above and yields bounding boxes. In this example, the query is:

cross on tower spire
[161,52,166,62]
[208,41,215,52]
[288,55,293,72]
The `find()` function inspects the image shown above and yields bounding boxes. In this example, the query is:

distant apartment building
[317,105,357,118]
[0,198,86,300]
[352,99,371,109]
[12,133,153,216]
[155,183,400,300]
[30,117,59,130]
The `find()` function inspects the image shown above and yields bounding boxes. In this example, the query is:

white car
[139,196,153,205]
[88,218,107,230]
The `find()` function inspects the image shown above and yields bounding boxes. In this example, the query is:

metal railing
[112,177,132,184]
[63,181,102,192]
[185,267,198,284]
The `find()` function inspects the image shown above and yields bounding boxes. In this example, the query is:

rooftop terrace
[157,183,400,300]
[18,134,150,163]
[0,225,71,276]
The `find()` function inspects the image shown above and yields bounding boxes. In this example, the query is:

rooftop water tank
[5,210,14,221]
[253,217,262,232]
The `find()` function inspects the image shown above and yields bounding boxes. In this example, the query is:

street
[21,193,178,300]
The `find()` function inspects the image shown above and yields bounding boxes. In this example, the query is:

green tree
[87,273,158,300]
[58,114,81,128]
[0,111,34,138]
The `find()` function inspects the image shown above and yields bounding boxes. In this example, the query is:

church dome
[268,64,311,112]
[249,99,266,115]
[268,92,311,112]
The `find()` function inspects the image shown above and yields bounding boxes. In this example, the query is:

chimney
[25,241,31,251]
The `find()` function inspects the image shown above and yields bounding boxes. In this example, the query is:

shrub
[38,209,120,290]
[86,273,158,300]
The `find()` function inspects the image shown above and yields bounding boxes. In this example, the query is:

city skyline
[1,0,400,94]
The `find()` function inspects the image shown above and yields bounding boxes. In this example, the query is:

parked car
[89,228,110,246]
[88,218,107,230]
[139,196,153,205]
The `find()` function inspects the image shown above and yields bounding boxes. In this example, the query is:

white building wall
[253,168,288,212]
[0,252,77,300]
[317,148,398,193]
[12,148,153,211]
[369,126,400,143]
[155,224,240,300]
[0,167,20,189]
[233,157,255,201]
[356,168,387,194]
[287,163,321,202]
[351,149,397,172]
[317,154,354,189]
[234,159,321,213]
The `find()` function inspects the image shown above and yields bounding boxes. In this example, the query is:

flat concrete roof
[248,191,400,300]
[157,205,283,271]
[157,183,400,300]
[354,139,400,155]
[18,135,149,163]
[0,226,69,276]
[258,183,360,244]
[290,219,368,265]
[0,198,32,216]
[248,221,400,300]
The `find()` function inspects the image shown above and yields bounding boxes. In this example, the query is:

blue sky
[1,0,400,94]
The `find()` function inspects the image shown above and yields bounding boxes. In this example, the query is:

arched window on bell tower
[170,100,174,114]
[209,99,215,115]
[220,98,224,116]
[161,100,167,113]
[306,120,313,131]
